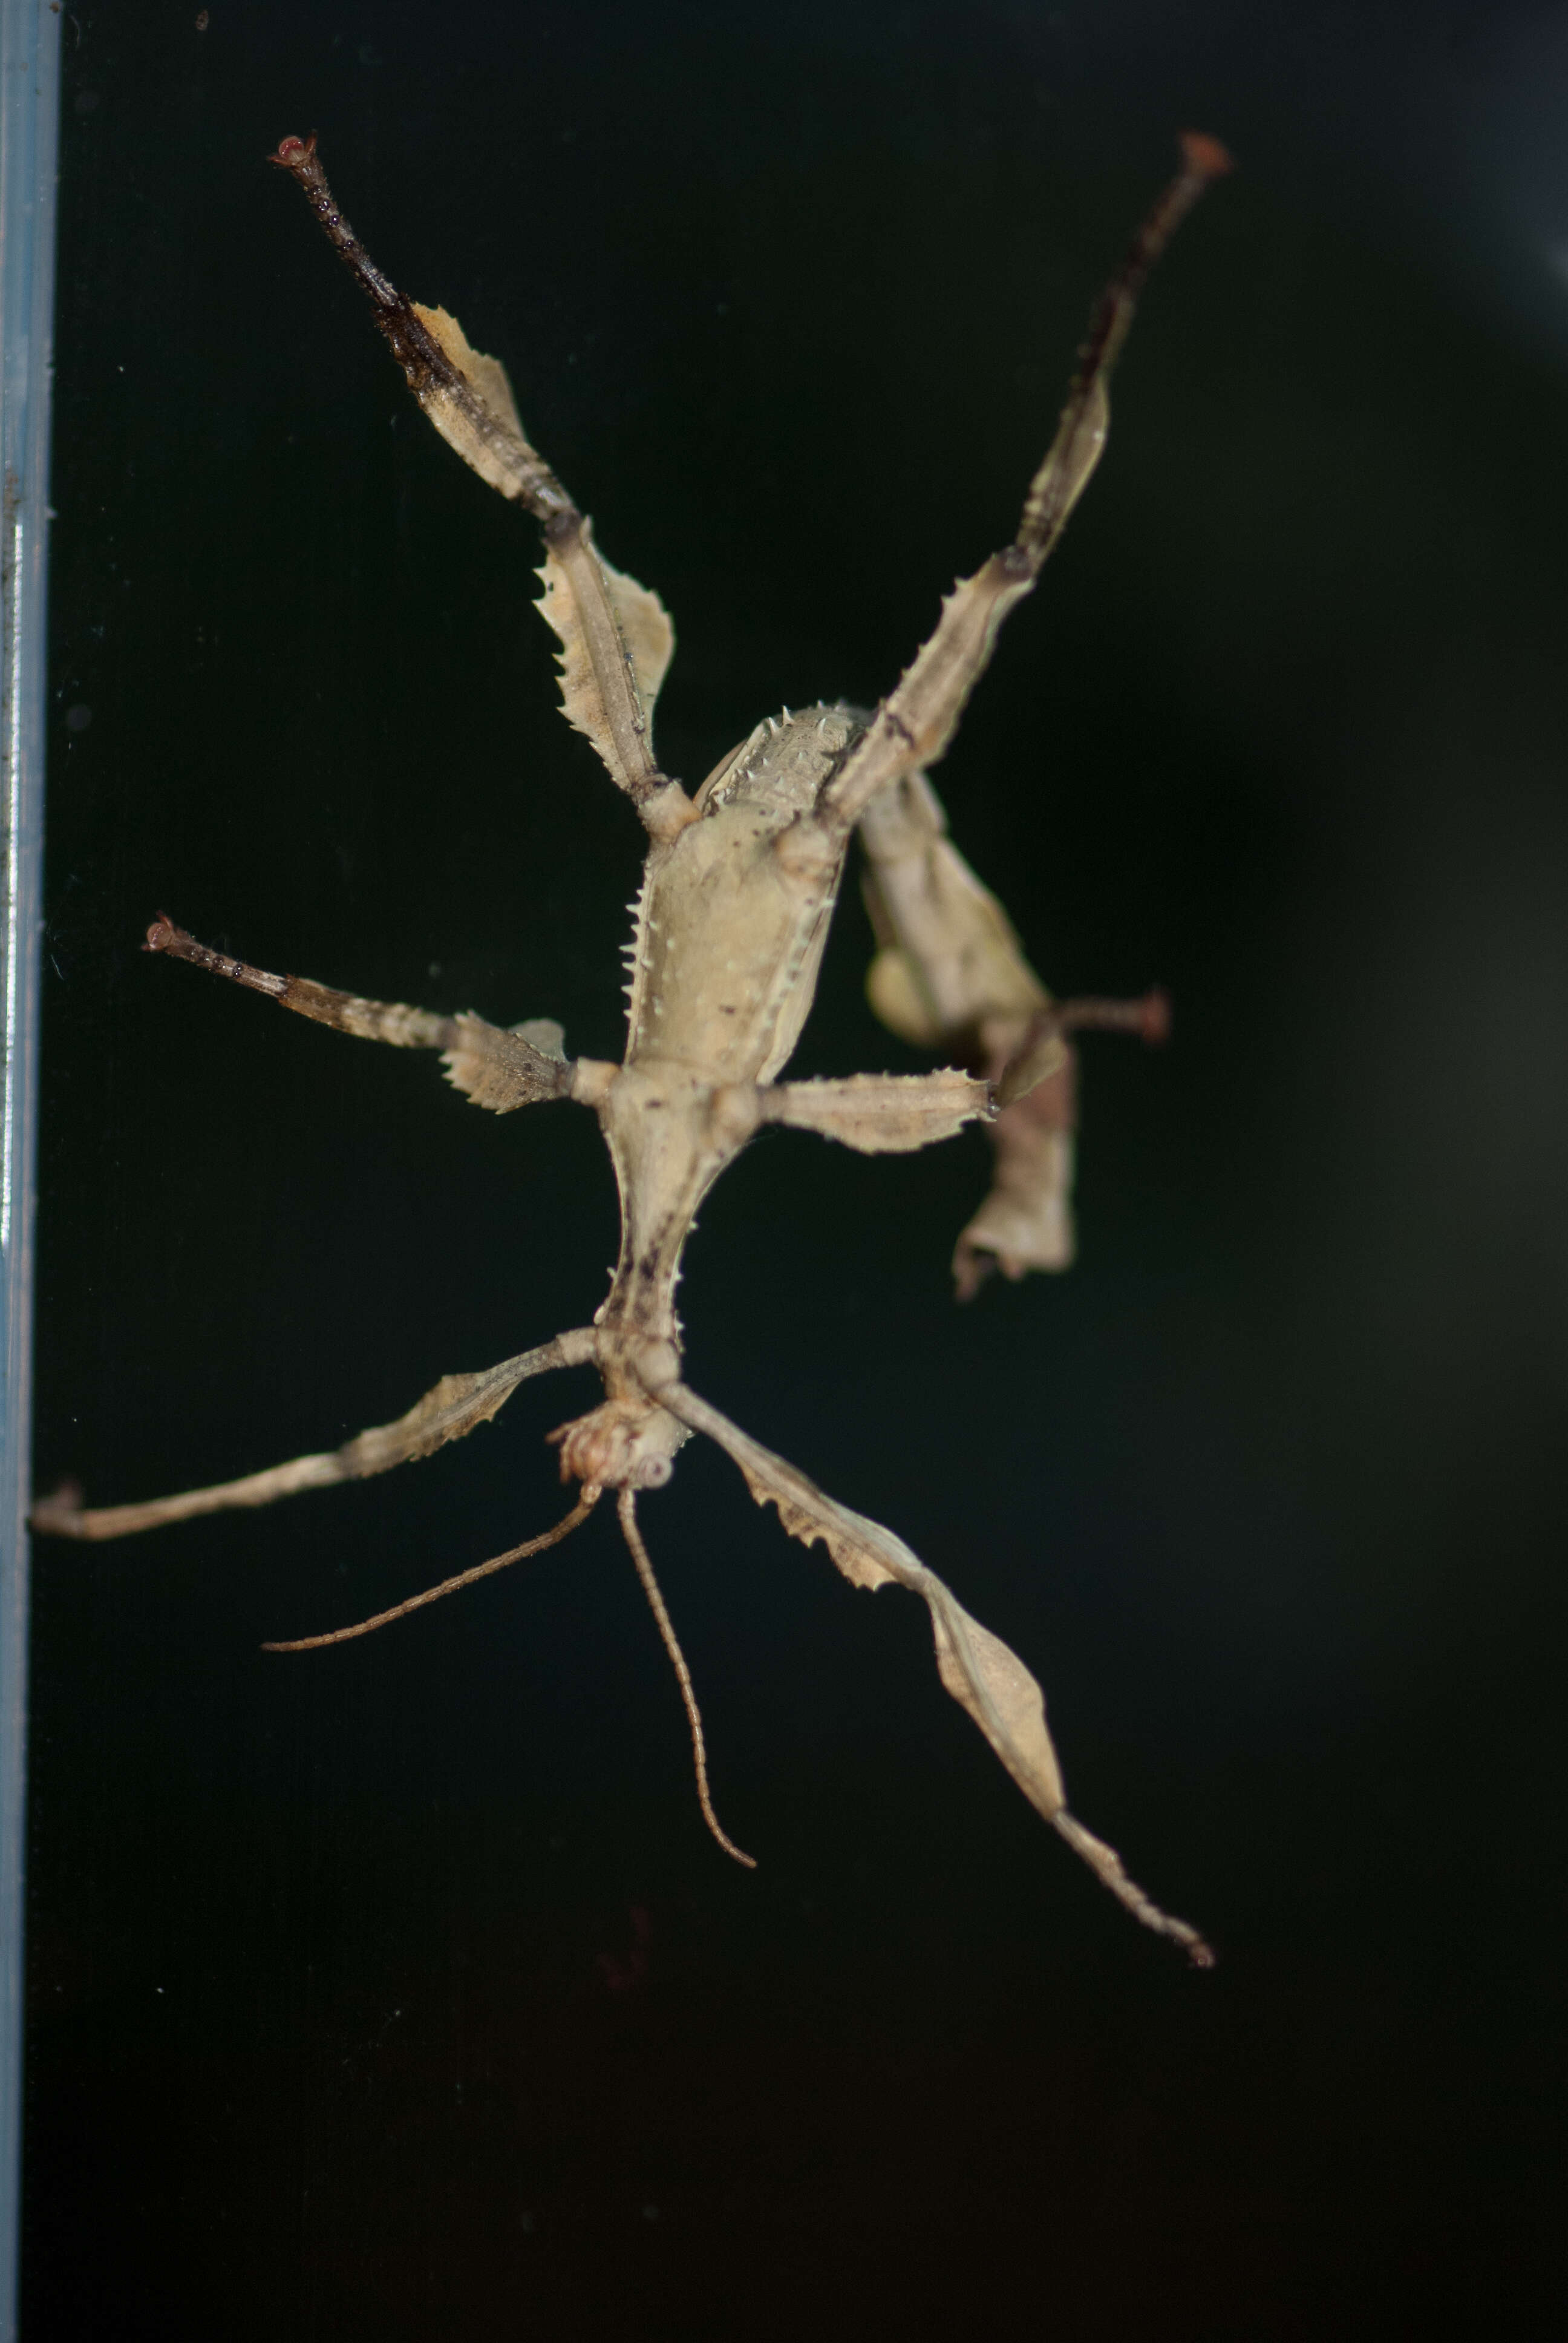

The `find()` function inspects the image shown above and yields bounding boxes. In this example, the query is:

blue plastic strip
[0,1,59,2332]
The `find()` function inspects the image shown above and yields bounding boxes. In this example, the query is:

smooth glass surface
[0,1,57,2334]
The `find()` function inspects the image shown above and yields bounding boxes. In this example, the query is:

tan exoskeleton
[36,131,1230,1962]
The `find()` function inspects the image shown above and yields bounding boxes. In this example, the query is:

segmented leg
[993,991,1168,1107]
[31,1331,596,1541]
[269,136,693,844]
[659,1378,1213,1965]
[820,134,1231,844]
[760,1067,991,1153]
[145,917,574,1113]
[858,767,1169,1290]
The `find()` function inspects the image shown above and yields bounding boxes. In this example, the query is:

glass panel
[0,3,59,2334]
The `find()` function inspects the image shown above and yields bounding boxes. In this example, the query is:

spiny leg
[858,765,1048,1049]
[616,1488,756,1870]
[263,1491,599,1650]
[145,917,573,1113]
[757,1017,1161,1161]
[858,758,1171,1289]
[659,1378,1212,1964]
[821,133,1231,844]
[952,1056,1077,1299]
[268,136,692,843]
[952,992,1169,1295]
[761,1067,991,1154]
[857,764,1168,1099]
[31,1332,596,1541]
[147,914,449,1047]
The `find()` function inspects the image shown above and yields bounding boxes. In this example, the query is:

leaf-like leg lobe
[661,1379,1214,1965]
[33,1332,596,1541]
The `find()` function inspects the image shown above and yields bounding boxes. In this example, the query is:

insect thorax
[622,701,861,1086]
[578,704,864,1424]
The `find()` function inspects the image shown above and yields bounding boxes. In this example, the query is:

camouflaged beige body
[395,292,995,1483]
[562,705,863,1487]
[34,134,1227,1962]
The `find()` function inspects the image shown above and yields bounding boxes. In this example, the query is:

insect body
[37,131,1230,1962]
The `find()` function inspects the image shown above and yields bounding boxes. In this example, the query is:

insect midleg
[143,916,577,1112]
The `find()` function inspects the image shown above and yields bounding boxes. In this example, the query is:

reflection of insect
[36,130,1229,1962]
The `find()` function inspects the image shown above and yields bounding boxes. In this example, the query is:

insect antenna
[261,1492,600,1652]
[616,1488,757,1870]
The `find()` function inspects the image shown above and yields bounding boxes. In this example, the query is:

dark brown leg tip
[1180,131,1234,180]
[1140,986,1172,1046]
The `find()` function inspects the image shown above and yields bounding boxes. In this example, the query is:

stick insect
[36,130,1230,1964]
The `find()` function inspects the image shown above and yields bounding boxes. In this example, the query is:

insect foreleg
[269,136,693,843]
[31,1332,597,1542]
[819,134,1231,842]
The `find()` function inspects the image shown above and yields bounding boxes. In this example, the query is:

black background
[26,2,1568,2335]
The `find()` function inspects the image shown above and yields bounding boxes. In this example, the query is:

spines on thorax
[619,703,861,1081]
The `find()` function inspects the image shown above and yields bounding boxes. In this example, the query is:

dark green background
[27,1,1568,2335]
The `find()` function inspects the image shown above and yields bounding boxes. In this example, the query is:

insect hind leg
[31,1334,595,1541]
